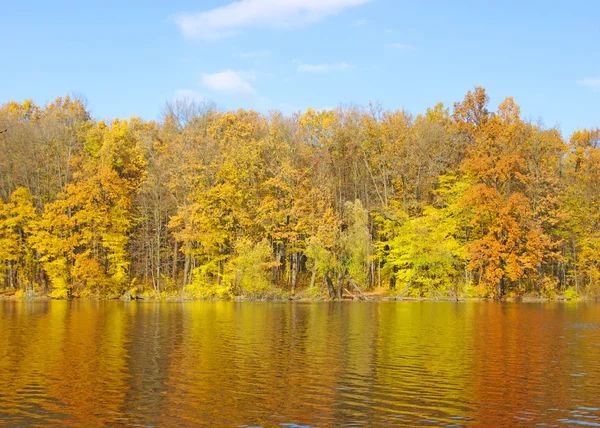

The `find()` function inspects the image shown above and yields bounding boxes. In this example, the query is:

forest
[0,87,599,300]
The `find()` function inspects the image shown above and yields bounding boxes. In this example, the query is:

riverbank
[0,288,593,302]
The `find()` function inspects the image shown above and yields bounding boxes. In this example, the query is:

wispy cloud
[578,78,600,92]
[386,43,416,50]
[297,62,355,72]
[354,18,368,26]
[234,50,271,59]
[202,70,256,95]
[173,0,371,40]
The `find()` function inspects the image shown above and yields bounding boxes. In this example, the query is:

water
[0,301,599,426]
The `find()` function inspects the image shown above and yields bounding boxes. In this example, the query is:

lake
[0,301,599,426]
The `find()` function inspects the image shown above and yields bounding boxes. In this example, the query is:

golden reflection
[0,301,599,426]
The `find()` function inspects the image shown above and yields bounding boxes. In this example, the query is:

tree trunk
[291,252,299,294]
[402,174,407,214]
[172,240,178,279]
[182,242,191,292]
[395,277,414,299]
[155,238,161,298]
[8,263,14,289]
[496,278,504,299]
[309,255,318,289]
[325,274,336,299]
[346,275,369,300]
[337,274,344,300]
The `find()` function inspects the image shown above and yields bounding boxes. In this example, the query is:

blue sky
[1,0,599,136]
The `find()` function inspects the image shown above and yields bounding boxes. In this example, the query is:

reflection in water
[0,301,599,426]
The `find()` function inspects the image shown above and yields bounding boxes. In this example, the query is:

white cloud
[297,62,355,72]
[173,0,371,40]
[238,70,274,80]
[202,70,256,95]
[234,50,271,59]
[173,89,207,102]
[578,78,600,92]
[387,43,416,50]
[354,18,368,26]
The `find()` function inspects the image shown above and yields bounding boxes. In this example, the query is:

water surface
[0,301,599,426]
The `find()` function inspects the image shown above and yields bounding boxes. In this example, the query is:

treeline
[0,88,599,300]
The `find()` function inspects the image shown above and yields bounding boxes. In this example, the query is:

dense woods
[1,88,599,300]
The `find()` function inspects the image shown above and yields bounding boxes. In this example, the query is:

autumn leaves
[0,89,598,299]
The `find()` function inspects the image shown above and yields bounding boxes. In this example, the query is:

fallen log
[345,275,370,301]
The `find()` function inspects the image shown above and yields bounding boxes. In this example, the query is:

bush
[564,286,579,300]
[185,273,232,300]
[224,238,277,299]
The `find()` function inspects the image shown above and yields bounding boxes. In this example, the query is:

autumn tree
[458,92,561,298]
[0,188,40,292]
[0,89,592,301]
[33,119,146,298]
[562,128,600,297]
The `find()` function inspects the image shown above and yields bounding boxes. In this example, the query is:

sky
[1,0,599,136]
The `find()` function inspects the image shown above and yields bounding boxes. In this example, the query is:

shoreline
[0,293,594,303]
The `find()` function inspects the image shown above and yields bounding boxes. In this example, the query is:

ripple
[0,301,599,426]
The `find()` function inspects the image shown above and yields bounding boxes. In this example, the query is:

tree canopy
[0,89,597,300]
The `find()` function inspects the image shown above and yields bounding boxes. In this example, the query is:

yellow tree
[34,119,146,297]
[171,110,278,297]
[563,128,600,296]
[381,174,470,298]
[0,96,90,204]
[0,188,39,292]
